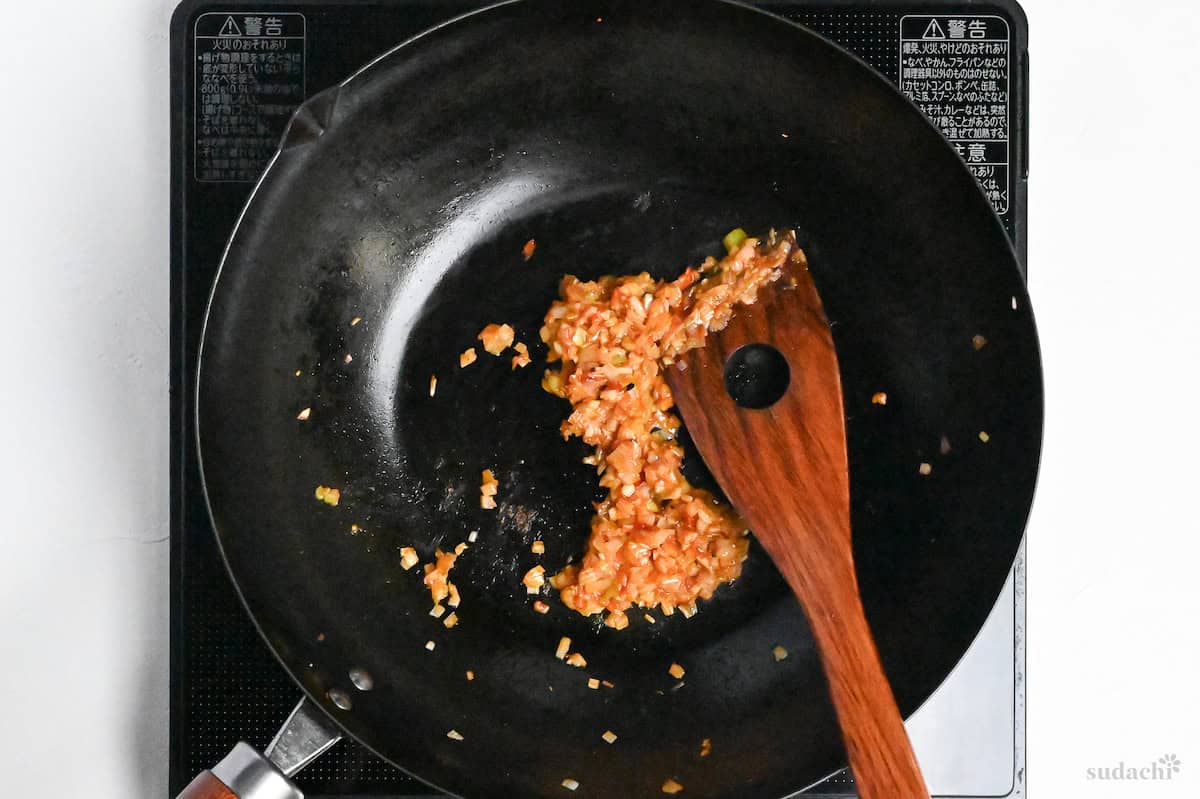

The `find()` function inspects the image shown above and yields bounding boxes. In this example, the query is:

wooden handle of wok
[177,772,239,799]
[174,742,302,799]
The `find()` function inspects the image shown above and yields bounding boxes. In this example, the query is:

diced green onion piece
[723,228,748,254]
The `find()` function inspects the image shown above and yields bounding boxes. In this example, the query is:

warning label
[900,15,1011,215]
[193,12,306,182]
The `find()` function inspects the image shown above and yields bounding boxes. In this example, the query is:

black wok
[194,1,1043,797]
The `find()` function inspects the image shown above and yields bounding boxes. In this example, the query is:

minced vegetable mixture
[539,230,805,629]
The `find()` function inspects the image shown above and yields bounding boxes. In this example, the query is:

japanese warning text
[900,16,1012,215]
[194,13,306,182]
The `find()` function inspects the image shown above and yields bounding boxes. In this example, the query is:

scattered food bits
[478,323,515,355]
[429,375,438,396]
[604,610,630,630]
[317,632,326,642]
[562,778,580,792]
[454,542,469,556]
[430,604,447,619]
[601,680,615,689]
[468,530,479,543]
[446,730,464,741]
[979,431,991,443]
[772,645,789,662]
[531,540,545,555]
[400,547,419,570]
[523,565,547,593]
[294,369,303,377]
[972,334,988,351]
[425,640,436,651]
[556,637,572,660]
[296,407,312,421]
[662,778,684,794]
[871,392,888,406]
[587,678,600,690]
[542,369,563,394]
[349,524,361,534]
[423,548,459,604]
[460,348,478,368]
[447,583,461,608]
[466,670,475,681]
[533,600,551,614]
[722,227,748,254]
[602,730,618,744]
[1011,296,1019,311]
[350,316,362,326]
[668,663,686,679]
[699,738,712,757]
[314,485,341,506]
[523,239,537,261]
[939,435,952,455]
[512,342,531,369]
[480,469,500,510]
[443,612,459,629]
[566,652,588,668]
[919,462,933,476]
[644,614,656,624]
[344,353,353,364]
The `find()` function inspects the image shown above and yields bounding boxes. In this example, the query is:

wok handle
[175,742,303,799]
[177,771,239,799]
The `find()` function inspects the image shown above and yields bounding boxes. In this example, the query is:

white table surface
[1,1,1198,796]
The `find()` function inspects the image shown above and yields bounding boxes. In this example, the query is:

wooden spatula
[665,234,930,799]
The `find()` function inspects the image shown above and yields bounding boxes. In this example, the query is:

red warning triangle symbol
[922,19,946,40]
[218,16,242,36]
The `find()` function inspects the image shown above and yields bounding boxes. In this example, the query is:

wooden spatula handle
[777,543,929,799]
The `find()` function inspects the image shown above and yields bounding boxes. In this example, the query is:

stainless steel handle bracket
[264,697,343,777]
[211,742,303,799]
[211,697,342,799]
